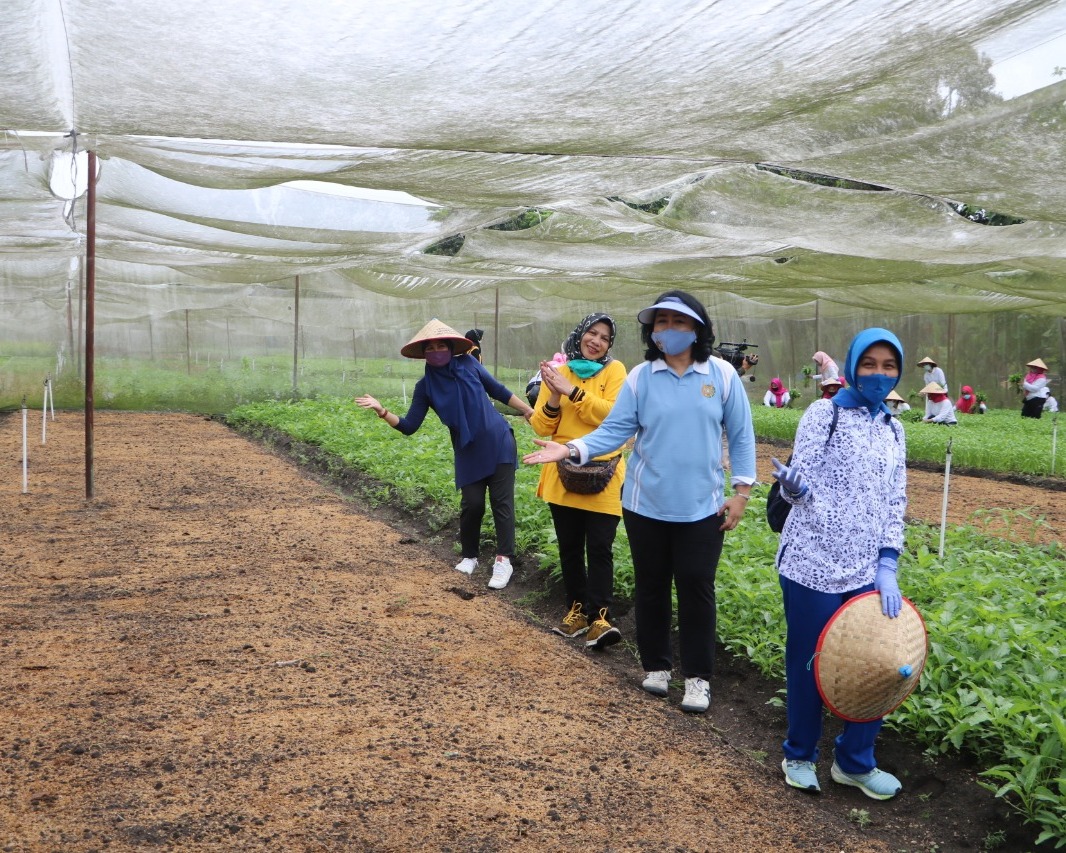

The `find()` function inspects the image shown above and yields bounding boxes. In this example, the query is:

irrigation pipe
[21,399,28,494]
[938,436,953,559]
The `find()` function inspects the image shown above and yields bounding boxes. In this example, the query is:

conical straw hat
[920,382,946,395]
[400,319,475,359]
[885,389,906,402]
[1026,357,1048,370]
[814,592,927,723]
[916,356,937,366]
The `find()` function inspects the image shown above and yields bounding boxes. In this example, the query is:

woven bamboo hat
[885,389,906,402]
[916,356,937,366]
[920,381,946,395]
[400,319,475,359]
[1026,357,1048,370]
[814,592,928,723]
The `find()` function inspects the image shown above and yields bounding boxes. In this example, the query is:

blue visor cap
[637,297,705,326]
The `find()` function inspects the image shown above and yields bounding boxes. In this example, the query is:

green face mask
[568,358,605,379]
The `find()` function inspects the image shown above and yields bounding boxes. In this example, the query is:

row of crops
[227,395,1064,848]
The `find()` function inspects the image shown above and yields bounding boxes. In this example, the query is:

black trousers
[459,462,516,559]
[623,509,724,680]
[1022,397,1044,419]
[549,503,620,621]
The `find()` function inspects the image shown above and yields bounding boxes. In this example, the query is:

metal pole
[493,287,500,377]
[85,151,97,499]
[292,275,300,392]
[22,398,28,494]
[185,309,191,375]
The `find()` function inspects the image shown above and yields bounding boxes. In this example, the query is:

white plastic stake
[1051,413,1058,475]
[41,377,53,444]
[21,400,28,493]
[938,437,953,558]
[403,378,408,406]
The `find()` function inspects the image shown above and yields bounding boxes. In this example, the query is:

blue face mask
[652,329,697,356]
[425,350,452,367]
[854,373,897,411]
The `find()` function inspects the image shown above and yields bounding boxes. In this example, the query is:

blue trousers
[779,575,883,774]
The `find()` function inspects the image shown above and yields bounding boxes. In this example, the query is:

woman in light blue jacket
[523,291,756,716]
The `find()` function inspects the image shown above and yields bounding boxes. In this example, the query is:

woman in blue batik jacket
[771,327,908,801]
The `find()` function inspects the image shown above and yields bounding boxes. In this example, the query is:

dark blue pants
[779,575,883,773]
[549,503,620,620]
[623,509,723,680]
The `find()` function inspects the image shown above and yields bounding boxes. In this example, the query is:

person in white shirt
[885,389,910,416]
[920,382,957,425]
[1043,396,1058,414]
[764,377,791,408]
[1022,358,1051,419]
[916,357,947,418]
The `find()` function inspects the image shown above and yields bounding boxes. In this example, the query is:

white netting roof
[2,0,1066,349]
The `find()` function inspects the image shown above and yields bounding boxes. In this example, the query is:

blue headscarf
[831,327,904,420]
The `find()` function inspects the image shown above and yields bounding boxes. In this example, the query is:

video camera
[714,339,759,381]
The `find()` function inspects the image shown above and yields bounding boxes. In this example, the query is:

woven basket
[814,591,927,723]
[556,456,619,495]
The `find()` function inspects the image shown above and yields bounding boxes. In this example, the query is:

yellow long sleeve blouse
[528,359,627,515]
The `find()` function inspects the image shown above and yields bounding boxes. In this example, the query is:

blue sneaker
[831,762,902,800]
[782,759,820,793]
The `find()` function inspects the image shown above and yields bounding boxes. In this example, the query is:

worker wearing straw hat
[1021,357,1050,419]
[771,328,908,801]
[356,319,534,591]
[919,382,957,425]
[884,389,909,416]
[916,356,947,419]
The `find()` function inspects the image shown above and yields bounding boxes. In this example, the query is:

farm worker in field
[811,351,842,384]
[356,319,534,591]
[1044,395,1059,414]
[916,357,947,418]
[884,389,910,416]
[464,328,484,363]
[529,313,627,650]
[819,376,843,400]
[1021,357,1050,419]
[771,327,907,800]
[763,377,791,408]
[919,383,957,425]
[522,291,756,715]
[955,385,978,414]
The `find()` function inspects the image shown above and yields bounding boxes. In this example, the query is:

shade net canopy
[1,0,1065,374]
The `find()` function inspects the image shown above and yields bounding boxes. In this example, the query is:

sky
[983,7,1066,100]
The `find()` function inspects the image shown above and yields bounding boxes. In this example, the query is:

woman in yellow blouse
[530,313,626,649]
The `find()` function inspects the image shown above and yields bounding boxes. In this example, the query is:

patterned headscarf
[563,313,616,364]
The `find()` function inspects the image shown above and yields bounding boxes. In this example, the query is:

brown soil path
[1,412,1059,851]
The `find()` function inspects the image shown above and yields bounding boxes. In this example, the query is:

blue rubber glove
[771,457,807,498]
[875,555,902,618]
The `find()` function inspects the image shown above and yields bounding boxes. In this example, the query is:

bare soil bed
[0,411,1060,852]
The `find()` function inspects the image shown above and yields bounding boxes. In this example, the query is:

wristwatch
[565,442,580,461]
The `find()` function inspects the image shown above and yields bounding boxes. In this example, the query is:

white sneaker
[681,677,711,713]
[487,556,512,589]
[454,557,478,575]
[641,670,671,697]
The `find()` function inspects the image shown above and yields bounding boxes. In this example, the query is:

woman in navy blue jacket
[357,319,533,590]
